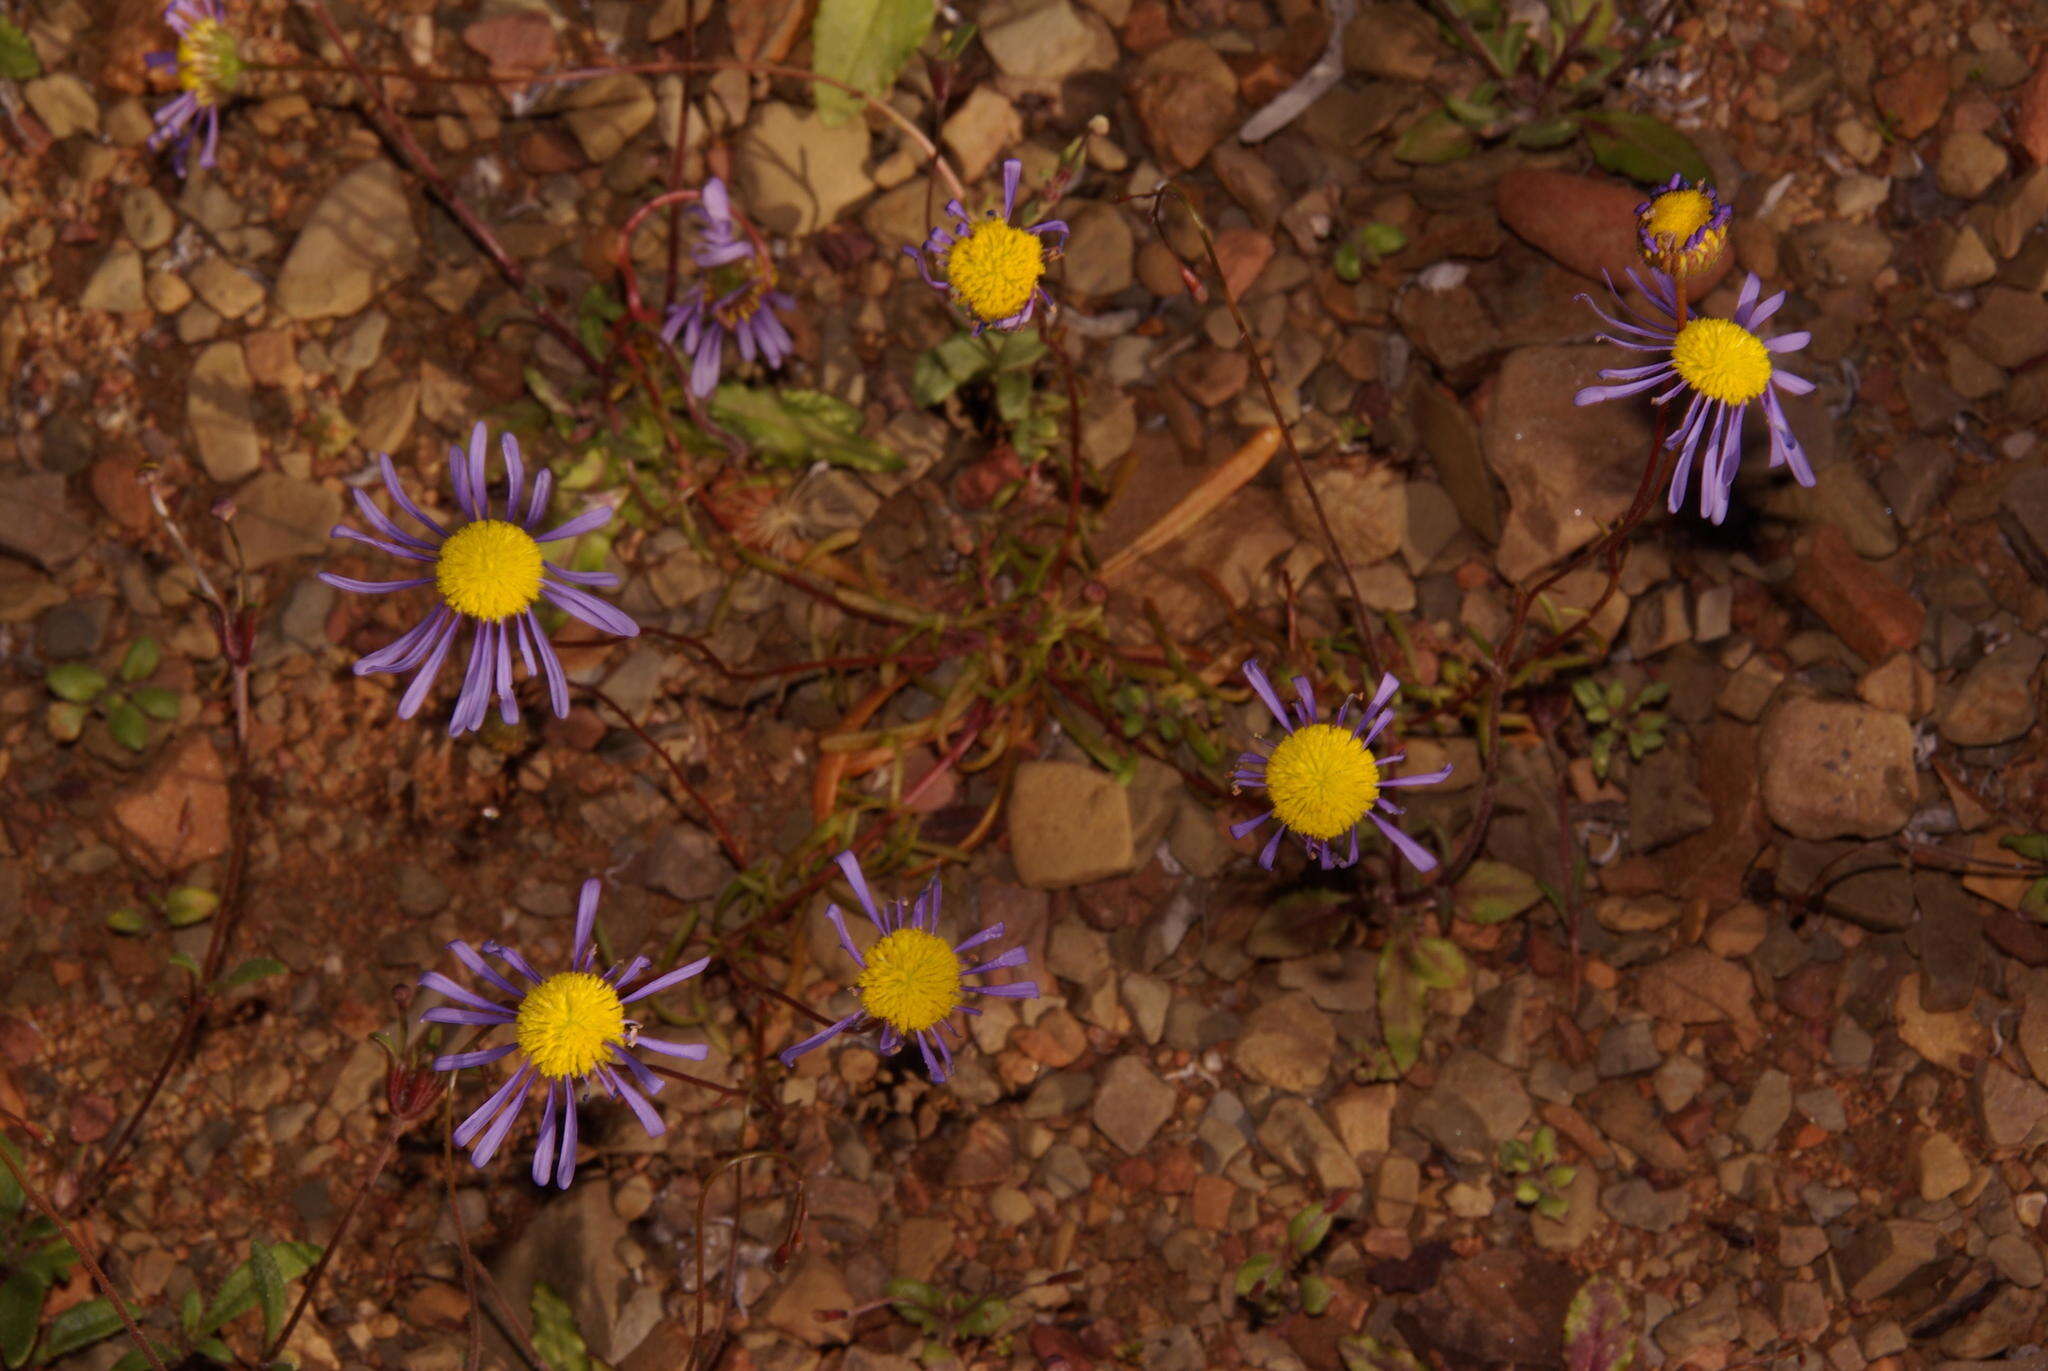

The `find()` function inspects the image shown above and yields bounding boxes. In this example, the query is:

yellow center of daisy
[515,971,625,1080]
[1264,723,1382,842]
[857,928,963,1034]
[1671,317,1772,406]
[1644,189,1713,245]
[176,19,243,105]
[946,220,1045,325]
[436,519,545,622]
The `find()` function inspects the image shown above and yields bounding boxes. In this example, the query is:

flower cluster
[1572,175,1813,525]
[1230,660,1452,873]
[909,159,1068,333]
[320,422,638,736]
[145,0,243,173]
[661,178,796,397]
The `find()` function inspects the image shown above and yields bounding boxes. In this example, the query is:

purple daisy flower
[319,421,639,736]
[1229,659,1453,872]
[1635,175,1731,278]
[907,158,1069,333]
[1574,269,1815,525]
[144,0,242,174]
[420,878,711,1188]
[778,851,1039,1083]
[659,178,796,397]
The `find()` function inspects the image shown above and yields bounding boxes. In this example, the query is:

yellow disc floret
[1263,723,1381,842]
[945,220,1044,325]
[436,519,545,622]
[177,19,243,105]
[857,928,963,1034]
[1671,317,1771,406]
[515,971,625,1080]
[1640,187,1726,276]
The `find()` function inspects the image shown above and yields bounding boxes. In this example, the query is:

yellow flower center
[857,928,963,1034]
[946,220,1044,325]
[176,19,242,105]
[1671,317,1772,406]
[436,519,544,622]
[1264,723,1381,842]
[515,971,625,1080]
[1643,189,1713,244]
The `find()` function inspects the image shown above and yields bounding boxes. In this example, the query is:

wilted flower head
[420,879,710,1188]
[1574,269,1813,524]
[144,0,243,173]
[779,852,1038,1083]
[908,159,1068,332]
[660,178,796,397]
[1635,175,1730,279]
[1230,660,1452,872]
[319,421,638,735]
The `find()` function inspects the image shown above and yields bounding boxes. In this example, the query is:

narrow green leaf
[0,1138,22,1215]
[0,1268,44,1368]
[2000,833,2048,863]
[1583,111,1710,185]
[1299,1274,1334,1317]
[1409,936,1469,991]
[217,958,290,991]
[164,887,219,927]
[708,385,903,472]
[1453,860,1543,925]
[1287,1203,1332,1259]
[1376,946,1426,1074]
[181,1287,204,1336]
[107,906,149,935]
[529,1281,593,1371]
[46,664,106,704]
[954,1297,1009,1338]
[0,18,41,80]
[38,1298,129,1361]
[1511,114,1580,148]
[1234,1253,1280,1298]
[1394,109,1477,164]
[250,1242,287,1350]
[108,701,149,752]
[886,1278,943,1310]
[1564,1276,1636,1371]
[810,0,935,126]
[168,950,203,978]
[119,637,161,683]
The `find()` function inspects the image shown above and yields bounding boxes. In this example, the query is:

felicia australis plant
[421,879,710,1188]
[908,158,1069,333]
[320,421,639,735]
[145,0,243,172]
[1230,659,1453,873]
[780,851,1040,1082]
[661,177,797,397]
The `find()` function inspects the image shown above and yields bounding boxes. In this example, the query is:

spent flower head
[1230,660,1452,872]
[1635,176,1730,280]
[319,421,638,735]
[661,178,796,397]
[1574,269,1814,524]
[908,159,1069,332]
[779,852,1038,1083]
[144,0,243,173]
[420,878,710,1188]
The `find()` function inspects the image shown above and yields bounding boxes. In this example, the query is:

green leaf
[181,1286,204,1336]
[46,664,106,704]
[2001,833,2048,863]
[0,1267,44,1368]
[1532,1125,1557,1165]
[1515,1178,1542,1205]
[1287,1203,1332,1259]
[886,1279,944,1311]
[217,958,290,991]
[0,18,41,81]
[1299,1274,1333,1317]
[1409,936,1469,991]
[38,1298,129,1362]
[810,0,934,126]
[250,1241,287,1350]
[0,1138,22,1216]
[119,637,161,683]
[2023,877,2048,923]
[1453,860,1543,925]
[106,906,148,936]
[1340,1337,1427,1371]
[708,385,903,473]
[198,1242,319,1336]
[1444,85,1503,127]
[1511,114,1580,148]
[1590,733,1614,779]
[910,351,965,407]
[1536,1191,1571,1220]
[994,367,1034,425]
[1234,1253,1280,1298]
[108,701,149,752]
[164,886,220,927]
[529,1281,594,1371]
[1584,111,1709,186]
[1564,1276,1636,1371]
[991,329,1047,372]
[168,950,203,979]
[1394,109,1477,164]
[45,700,88,743]
[954,1297,1009,1338]
[1547,1164,1577,1189]
[1376,946,1426,1074]
[22,1236,76,1286]
[197,1335,235,1363]
[132,686,182,722]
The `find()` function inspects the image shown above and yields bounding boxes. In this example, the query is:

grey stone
[1258,1097,1363,1190]
[1976,1061,2048,1149]
[1985,1233,2044,1287]
[563,75,654,161]
[1795,1086,1847,1133]
[1838,1219,1941,1300]
[0,474,91,569]
[38,597,112,660]
[79,245,145,312]
[1411,1048,1531,1163]
[121,187,175,249]
[1007,760,1135,888]
[1654,1054,1708,1113]
[1939,639,2042,746]
[1092,1055,1174,1154]
[187,341,262,481]
[1734,1069,1793,1150]
[1602,1177,1689,1233]
[233,474,342,569]
[1597,1018,1662,1078]
[634,824,734,902]
[275,161,421,321]
[1655,1286,1741,1357]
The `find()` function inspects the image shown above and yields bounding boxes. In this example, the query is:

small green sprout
[1498,1125,1577,1220]
[1571,675,1667,779]
[1333,223,1408,281]
[885,1278,1013,1361]
[44,638,180,752]
[1233,1201,1339,1323]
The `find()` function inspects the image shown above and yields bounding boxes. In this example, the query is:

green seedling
[1499,1125,1577,1220]
[1334,223,1409,281]
[44,638,180,752]
[1571,675,1667,779]
[912,327,1068,463]
[1233,1201,1339,1324]
[1999,833,2048,922]
[885,1277,1014,1362]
